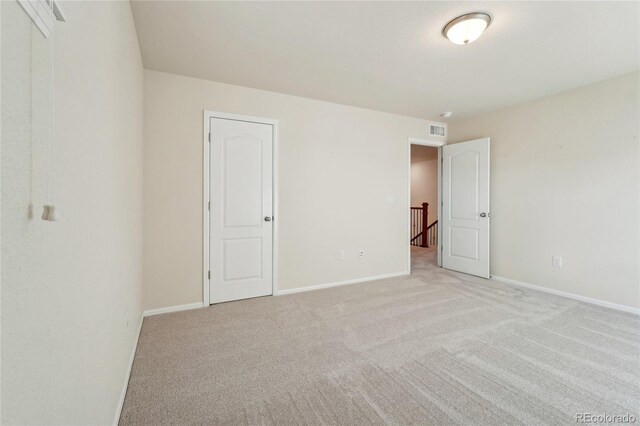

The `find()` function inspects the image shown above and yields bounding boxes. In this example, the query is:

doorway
[407,136,490,278]
[409,139,443,272]
[203,111,279,305]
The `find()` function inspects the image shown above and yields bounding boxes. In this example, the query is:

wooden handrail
[426,219,438,247]
[411,221,437,243]
[410,203,437,247]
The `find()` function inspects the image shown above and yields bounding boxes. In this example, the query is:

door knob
[264,216,272,222]
[479,212,487,218]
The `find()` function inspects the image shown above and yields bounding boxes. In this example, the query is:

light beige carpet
[120,247,640,425]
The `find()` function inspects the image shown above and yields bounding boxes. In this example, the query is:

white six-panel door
[209,117,273,303]
[442,138,490,278]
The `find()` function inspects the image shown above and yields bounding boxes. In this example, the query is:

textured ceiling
[131,1,639,120]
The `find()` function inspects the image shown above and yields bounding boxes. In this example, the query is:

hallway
[411,245,438,271]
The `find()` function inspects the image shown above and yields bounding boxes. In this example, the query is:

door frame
[407,137,446,273]
[203,111,279,306]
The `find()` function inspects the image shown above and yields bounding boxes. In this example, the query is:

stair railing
[410,202,437,247]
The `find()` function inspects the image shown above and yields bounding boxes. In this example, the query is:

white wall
[410,145,438,218]
[448,72,640,310]
[1,1,144,424]
[144,70,432,310]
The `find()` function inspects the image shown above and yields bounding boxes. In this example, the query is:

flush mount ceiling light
[440,112,453,119]
[443,12,492,45]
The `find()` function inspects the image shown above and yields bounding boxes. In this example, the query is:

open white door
[209,117,273,303]
[442,138,490,278]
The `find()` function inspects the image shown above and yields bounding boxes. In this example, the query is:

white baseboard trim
[491,275,640,315]
[276,271,408,296]
[143,302,204,317]
[113,315,143,425]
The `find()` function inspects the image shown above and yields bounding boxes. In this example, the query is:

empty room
[2,1,639,425]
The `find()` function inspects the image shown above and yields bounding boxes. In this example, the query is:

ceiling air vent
[429,124,446,138]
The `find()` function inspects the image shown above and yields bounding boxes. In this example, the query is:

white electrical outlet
[358,249,365,259]
[339,249,345,261]
[552,256,563,267]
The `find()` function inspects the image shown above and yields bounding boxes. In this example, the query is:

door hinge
[208,270,210,280]
[208,201,210,211]
[208,133,211,142]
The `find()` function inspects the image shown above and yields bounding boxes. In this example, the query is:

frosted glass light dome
[443,13,492,45]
